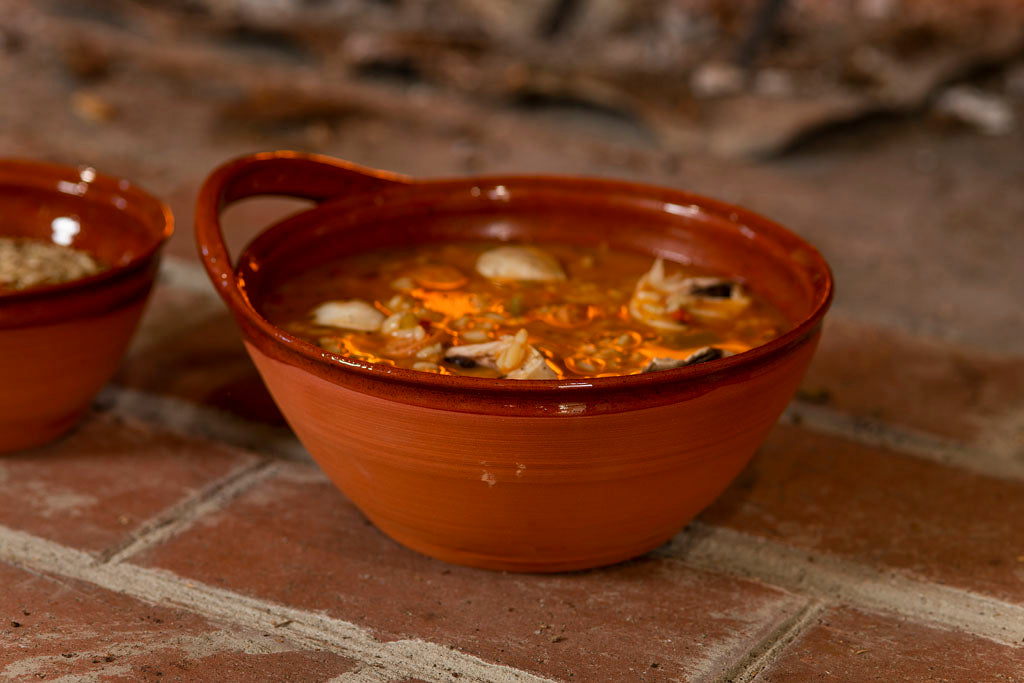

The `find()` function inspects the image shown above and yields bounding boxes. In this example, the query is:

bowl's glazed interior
[236,177,829,405]
[0,161,169,283]
[243,180,821,325]
[0,160,172,452]
[197,153,832,571]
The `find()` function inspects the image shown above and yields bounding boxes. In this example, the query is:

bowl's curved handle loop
[195,152,409,311]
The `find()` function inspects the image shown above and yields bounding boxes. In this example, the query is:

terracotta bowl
[196,151,832,572]
[0,160,172,453]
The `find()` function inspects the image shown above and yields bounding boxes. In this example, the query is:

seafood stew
[261,241,792,380]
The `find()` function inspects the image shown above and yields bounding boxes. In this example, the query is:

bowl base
[373,519,679,573]
[0,410,83,454]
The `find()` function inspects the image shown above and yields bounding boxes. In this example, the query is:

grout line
[327,666,400,682]
[714,600,827,683]
[97,460,281,566]
[661,523,1024,648]
[96,384,311,463]
[0,525,555,683]
[782,402,1024,483]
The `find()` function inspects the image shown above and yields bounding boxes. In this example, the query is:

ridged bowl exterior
[245,335,819,571]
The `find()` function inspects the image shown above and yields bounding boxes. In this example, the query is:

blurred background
[2,0,1023,354]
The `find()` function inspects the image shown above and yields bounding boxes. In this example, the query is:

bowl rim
[208,153,834,395]
[0,158,174,304]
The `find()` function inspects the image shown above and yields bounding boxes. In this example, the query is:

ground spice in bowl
[0,237,104,291]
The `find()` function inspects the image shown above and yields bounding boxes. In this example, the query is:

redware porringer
[0,160,172,453]
[195,151,832,572]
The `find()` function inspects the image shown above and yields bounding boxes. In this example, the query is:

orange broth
[260,241,792,379]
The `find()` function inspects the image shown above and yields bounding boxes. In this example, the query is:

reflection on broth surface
[260,241,792,379]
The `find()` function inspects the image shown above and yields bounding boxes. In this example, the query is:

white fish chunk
[445,328,557,380]
[476,246,566,282]
[312,300,385,331]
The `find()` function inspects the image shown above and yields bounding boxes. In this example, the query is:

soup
[0,237,104,291]
[261,241,792,380]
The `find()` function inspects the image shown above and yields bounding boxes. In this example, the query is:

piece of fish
[476,246,566,282]
[312,299,385,331]
[445,328,557,380]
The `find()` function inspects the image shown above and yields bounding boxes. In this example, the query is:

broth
[260,241,792,380]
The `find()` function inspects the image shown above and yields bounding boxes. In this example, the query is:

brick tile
[0,561,356,681]
[116,285,285,425]
[802,316,1024,445]
[135,463,804,682]
[157,650,357,681]
[757,606,1024,682]
[0,412,255,555]
[701,424,1024,603]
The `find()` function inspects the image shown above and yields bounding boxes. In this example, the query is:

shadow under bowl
[0,160,173,453]
[196,152,832,572]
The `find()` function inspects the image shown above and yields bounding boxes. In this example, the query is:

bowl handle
[195,151,409,311]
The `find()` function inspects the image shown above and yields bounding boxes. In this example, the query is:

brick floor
[0,562,358,681]
[3,2,1024,681]
[0,414,257,556]
[700,424,1024,603]
[115,285,285,425]
[132,462,807,681]
[755,606,1024,682]
[802,316,1024,445]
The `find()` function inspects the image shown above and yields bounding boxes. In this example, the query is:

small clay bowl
[196,151,832,572]
[0,160,172,453]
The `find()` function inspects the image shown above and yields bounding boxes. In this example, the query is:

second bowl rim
[0,158,174,305]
